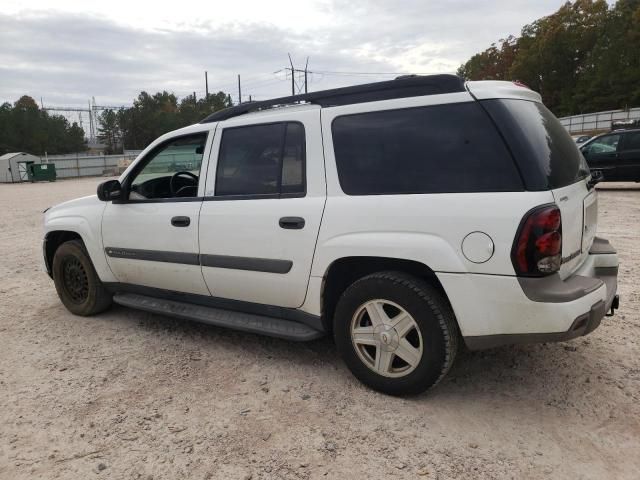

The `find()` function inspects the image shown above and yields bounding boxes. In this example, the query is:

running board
[112,293,324,342]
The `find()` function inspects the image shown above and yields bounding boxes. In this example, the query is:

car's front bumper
[437,237,619,350]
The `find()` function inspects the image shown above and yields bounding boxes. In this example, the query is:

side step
[113,293,324,342]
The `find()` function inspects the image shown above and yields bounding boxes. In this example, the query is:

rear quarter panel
[311,191,555,278]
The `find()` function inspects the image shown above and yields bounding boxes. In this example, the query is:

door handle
[279,216,305,230]
[171,216,191,227]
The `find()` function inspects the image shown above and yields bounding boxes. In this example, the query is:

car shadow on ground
[100,304,613,405]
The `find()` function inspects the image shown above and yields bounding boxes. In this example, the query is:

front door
[102,130,213,295]
[199,110,326,308]
[581,133,622,180]
[17,162,30,181]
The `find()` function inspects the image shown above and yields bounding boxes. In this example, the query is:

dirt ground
[0,177,639,480]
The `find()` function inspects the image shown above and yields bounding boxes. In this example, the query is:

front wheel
[334,271,458,396]
[52,240,112,316]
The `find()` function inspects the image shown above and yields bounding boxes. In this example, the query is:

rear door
[198,107,326,308]
[618,131,640,181]
[550,180,596,277]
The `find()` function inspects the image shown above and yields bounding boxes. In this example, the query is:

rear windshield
[331,102,523,195]
[482,99,590,190]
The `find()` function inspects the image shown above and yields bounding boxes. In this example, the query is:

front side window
[583,134,621,155]
[129,133,207,199]
[215,122,305,197]
[331,102,523,195]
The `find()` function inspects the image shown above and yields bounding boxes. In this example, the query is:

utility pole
[238,74,242,104]
[88,100,94,142]
[304,57,309,94]
[288,54,296,96]
[205,71,209,100]
[193,91,197,105]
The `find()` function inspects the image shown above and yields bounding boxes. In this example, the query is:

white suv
[43,75,619,395]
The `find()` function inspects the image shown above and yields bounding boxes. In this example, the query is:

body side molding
[104,248,292,274]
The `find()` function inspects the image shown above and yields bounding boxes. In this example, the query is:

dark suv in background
[580,128,640,182]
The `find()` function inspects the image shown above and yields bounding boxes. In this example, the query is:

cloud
[0,1,564,108]
[0,11,396,107]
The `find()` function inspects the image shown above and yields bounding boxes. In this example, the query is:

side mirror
[97,180,123,201]
[587,169,604,189]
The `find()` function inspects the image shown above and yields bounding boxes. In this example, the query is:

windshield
[482,99,590,190]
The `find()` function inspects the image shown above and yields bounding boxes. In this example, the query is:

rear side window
[482,99,590,190]
[215,122,305,197]
[583,134,621,154]
[623,131,640,151]
[331,102,523,195]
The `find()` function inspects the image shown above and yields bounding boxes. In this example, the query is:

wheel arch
[320,256,451,335]
[44,230,84,277]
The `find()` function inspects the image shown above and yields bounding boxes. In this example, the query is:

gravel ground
[0,177,639,480]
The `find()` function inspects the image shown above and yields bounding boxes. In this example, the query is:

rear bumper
[437,237,619,350]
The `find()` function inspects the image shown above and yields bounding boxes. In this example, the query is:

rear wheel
[52,240,112,316]
[334,271,458,395]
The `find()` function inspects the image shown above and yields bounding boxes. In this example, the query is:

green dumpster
[28,163,57,182]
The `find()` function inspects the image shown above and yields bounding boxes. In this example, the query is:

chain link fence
[42,152,142,178]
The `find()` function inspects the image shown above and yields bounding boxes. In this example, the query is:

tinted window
[483,99,590,190]
[129,133,207,199]
[331,102,522,195]
[623,131,640,151]
[215,123,305,197]
[583,134,621,155]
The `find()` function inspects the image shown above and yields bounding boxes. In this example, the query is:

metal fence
[559,107,640,134]
[42,152,141,178]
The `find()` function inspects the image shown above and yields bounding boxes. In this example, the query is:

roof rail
[200,74,465,123]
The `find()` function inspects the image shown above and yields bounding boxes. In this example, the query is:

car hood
[47,194,101,214]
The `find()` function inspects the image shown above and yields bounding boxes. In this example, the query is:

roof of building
[200,74,466,123]
[0,152,38,162]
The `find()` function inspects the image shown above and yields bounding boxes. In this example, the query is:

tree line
[0,90,231,157]
[458,0,640,116]
[0,96,86,156]
[98,91,231,154]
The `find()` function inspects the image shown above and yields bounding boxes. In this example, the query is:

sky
[0,0,567,113]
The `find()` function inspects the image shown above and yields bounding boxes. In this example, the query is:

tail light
[511,204,562,276]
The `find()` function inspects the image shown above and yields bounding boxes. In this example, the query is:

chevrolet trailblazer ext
[43,75,619,395]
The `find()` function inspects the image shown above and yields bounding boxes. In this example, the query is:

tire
[333,271,458,396]
[52,240,112,316]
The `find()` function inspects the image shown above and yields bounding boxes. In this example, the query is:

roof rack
[200,74,466,123]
